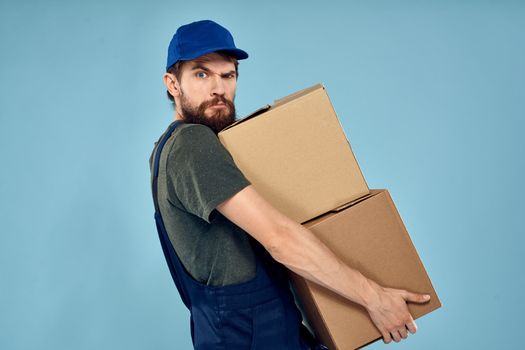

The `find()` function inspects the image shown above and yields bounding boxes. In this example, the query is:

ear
[163,72,181,98]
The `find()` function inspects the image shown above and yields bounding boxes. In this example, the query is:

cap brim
[179,46,249,61]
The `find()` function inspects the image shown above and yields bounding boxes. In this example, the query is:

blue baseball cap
[166,20,249,71]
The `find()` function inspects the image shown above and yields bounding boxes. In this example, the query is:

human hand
[364,280,431,344]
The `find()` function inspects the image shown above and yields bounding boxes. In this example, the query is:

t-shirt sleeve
[167,124,251,223]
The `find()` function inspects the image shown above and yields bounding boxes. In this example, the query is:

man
[150,20,431,349]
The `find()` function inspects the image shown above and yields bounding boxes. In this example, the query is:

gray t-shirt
[149,122,257,287]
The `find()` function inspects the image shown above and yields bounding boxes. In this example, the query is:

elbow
[266,236,283,262]
[265,221,293,264]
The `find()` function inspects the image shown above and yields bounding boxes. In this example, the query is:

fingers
[403,290,431,304]
[374,288,425,344]
[388,327,409,343]
[391,329,402,342]
[382,318,417,344]
[381,330,392,344]
[381,327,407,343]
[406,315,418,334]
[399,327,408,339]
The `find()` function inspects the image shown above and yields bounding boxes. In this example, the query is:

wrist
[358,276,383,310]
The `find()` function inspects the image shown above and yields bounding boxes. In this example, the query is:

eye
[196,71,208,78]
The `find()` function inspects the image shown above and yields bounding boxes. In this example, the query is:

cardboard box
[289,189,441,350]
[218,84,369,224]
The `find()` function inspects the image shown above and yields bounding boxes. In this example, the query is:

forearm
[216,185,428,344]
[269,220,379,309]
[215,185,379,307]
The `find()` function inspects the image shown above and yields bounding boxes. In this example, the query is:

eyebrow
[191,64,236,77]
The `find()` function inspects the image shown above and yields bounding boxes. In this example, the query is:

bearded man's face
[179,88,236,134]
[175,52,238,133]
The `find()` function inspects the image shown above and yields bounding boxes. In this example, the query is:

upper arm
[216,184,293,253]
[168,124,251,223]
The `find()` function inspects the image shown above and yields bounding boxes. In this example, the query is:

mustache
[202,96,234,109]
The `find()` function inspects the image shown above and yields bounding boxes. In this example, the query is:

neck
[174,110,184,121]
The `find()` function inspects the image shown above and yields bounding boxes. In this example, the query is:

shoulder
[167,123,225,160]
[176,123,217,142]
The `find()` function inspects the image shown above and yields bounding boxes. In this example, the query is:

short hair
[165,51,240,104]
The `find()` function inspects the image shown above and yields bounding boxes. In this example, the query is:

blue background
[1,0,523,349]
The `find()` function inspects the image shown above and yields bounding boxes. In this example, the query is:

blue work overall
[152,120,327,349]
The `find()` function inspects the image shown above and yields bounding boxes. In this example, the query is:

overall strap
[151,120,192,309]
[152,120,183,212]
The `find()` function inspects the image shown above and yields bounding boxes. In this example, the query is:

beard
[179,92,236,134]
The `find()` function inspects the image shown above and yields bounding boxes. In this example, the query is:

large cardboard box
[289,189,441,350]
[218,84,369,224]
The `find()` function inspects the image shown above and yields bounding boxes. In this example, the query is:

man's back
[149,122,257,286]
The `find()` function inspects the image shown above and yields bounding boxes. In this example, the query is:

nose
[210,74,225,96]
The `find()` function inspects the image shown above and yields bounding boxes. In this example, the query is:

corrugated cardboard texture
[218,84,369,224]
[290,189,441,350]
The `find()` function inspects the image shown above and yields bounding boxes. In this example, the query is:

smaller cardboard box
[218,84,369,224]
[289,189,441,350]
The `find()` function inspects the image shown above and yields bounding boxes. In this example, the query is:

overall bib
[151,120,327,349]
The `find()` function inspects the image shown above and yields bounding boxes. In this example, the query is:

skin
[163,52,237,127]
[163,52,431,344]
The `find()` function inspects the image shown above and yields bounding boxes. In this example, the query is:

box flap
[221,104,271,132]
[220,83,325,133]
[331,190,384,212]
[302,190,383,228]
[273,83,325,108]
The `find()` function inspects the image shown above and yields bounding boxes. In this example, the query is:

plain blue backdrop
[1,0,523,349]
